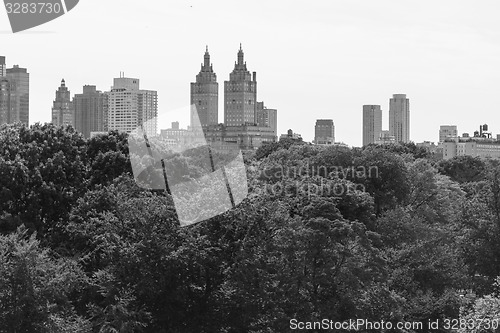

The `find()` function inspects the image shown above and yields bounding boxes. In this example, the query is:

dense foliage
[1,122,499,332]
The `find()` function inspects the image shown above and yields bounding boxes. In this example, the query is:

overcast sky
[2,0,500,146]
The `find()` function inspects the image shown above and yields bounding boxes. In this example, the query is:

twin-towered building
[186,45,278,150]
[190,45,267,129]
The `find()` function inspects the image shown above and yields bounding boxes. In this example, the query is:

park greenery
[1,122,500,332]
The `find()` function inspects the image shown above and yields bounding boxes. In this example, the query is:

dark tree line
[0,122,499,332]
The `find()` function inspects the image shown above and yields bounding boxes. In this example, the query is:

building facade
[0,57,6,124]
[362,105,382,146]
[204,124,276,150]
[0,56,6,77]
[138,89,158,138]
[389,94,410,143]
[443,137,500,160]
[107,76,158,137]
[0,61,29,126]
[224,45,257,126]
[73,85,108,138]
[255,101,277,139]
[191,46,218,127]
[376,130,396,144]
[280,129,302,141]
[51,79,73,127]
[439,125,458,143]
[314,119,335,145]
[0,78,11,125]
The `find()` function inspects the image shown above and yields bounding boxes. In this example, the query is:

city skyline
[2,0,500,146]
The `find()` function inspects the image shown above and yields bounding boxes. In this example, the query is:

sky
[1,0,500,147]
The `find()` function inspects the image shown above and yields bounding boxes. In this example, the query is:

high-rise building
[138,89,158,138]
[439,125,458,143]
[389,94,410,143]
[362,105,382,146]
[107,76,158,137]
[314,119,335,145]
[0,56,6,77]
[190,46,218,127]
[0,78,11,125]
[224,44,257,126]
[73,85,108,138]
[0,57,10,125]
[256,101,277,139]
[0,58,29,126]
[5,64,29,125]
[51,79,73,127]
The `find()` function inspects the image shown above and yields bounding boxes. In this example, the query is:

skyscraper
[0,57,10,125]
[224,44,257,126]
[439,125,458,143]
[51,79,73,127]
[107,76,158,137]
[314,119,335,145]
[0,79,11,125]
[73,85,108,138]
[389,94,410,143]
[256,101,277,138]
[138,89,158,138]
[5,64,29,125]
[0,56,6,77]
[190,46,218,127]
[362,105,382,146]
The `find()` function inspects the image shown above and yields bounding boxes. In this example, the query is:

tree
[0,227,90,333]
[438,156,486,183]
[352,146,410,215]
[0,123,88,240]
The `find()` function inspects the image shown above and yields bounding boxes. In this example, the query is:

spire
[203,45,210,68]
[61,79,65,87]
[237,43,244,66]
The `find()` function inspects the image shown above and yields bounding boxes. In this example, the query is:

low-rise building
[443,137,500,160]
[280,129,302,141]
[376,130,396,144]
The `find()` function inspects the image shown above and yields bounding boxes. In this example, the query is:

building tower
[224,44,257,126]
[0,79,11,125]
[362,105,382,146]
[439,125,458,143]
[256,101,278,139]
[190,46,218,127]
[73,85,108,138]
[51,79,73,126]
[107,76,158,137]
[314,119,335,145]
[0,57,9,125]
[0,56,6,77]
[6,65,29,125]
[389,94,410,143]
